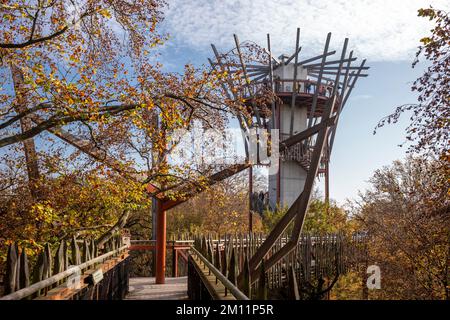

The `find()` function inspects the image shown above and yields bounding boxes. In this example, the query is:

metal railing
[274,79,334,96]
[251,78,334,97]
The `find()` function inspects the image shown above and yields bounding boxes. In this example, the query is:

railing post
[172,248,178,278]
[4,243,18,294]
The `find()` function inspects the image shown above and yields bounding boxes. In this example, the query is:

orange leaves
[50,15,59,25]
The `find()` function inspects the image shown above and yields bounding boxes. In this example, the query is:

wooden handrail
[190,246,249,300]
[0,245,128,300]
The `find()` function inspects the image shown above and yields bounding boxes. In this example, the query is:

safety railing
[274,79,334,96]
[1,235,129,300]
[128,239,192,277]
[188,246,249,300]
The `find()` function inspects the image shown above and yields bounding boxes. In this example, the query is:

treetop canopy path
[0,28,369,300]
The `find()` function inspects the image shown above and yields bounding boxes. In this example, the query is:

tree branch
[96,210,131,248]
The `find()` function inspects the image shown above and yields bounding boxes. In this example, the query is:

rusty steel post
[151,199,157,276]
[155,199,166,284]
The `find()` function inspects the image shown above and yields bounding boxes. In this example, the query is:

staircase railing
[189,246,249,300]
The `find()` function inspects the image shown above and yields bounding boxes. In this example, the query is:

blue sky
[2,0,444,205]
[151,0,446,204]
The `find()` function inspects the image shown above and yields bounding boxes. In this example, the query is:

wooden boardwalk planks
[125,277,188,300]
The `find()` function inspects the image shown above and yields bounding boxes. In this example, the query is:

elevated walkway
[125,277,188,300]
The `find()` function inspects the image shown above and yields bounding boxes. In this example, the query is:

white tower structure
[210,28,368,214]
[210,28,368,276]
[268,55,310,209]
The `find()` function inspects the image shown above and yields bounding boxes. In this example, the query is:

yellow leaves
[418,8,436,20]
[4,14,14,22]
[69,53,80,63]
[31,63,44,73]
[420,37,433,45]
[32,202,57,224]
[99,8,112,19]
[80,74,90,83]
[146,100,155,110]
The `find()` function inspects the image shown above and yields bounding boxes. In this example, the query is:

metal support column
[155,198,166,284]
[151,199,157,276]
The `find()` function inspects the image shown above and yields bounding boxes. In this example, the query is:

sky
[151,0,447,204]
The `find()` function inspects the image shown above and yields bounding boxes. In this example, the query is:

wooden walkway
[125,277,188,300]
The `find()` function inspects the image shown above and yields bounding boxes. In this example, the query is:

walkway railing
[188,246,249,300]
[129,239,192,277]
[1,235,129,300]
[187,233,367,300]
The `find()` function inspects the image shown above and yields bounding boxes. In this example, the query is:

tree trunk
[10,64,40,199]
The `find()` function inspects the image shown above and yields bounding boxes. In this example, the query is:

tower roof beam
[233,34,262,127]
[296,50,336,66]
[289,28,301,136]
[306,33,332,129]
[267,33,276,128]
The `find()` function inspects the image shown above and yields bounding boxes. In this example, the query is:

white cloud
[163,0,447,61]
[350,94,373,100]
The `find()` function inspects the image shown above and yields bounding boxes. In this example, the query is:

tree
[0,1,271,263]
[0,0,246,190]
[261,190,356,235]
[375,7,449,159]
[168,170,264,235]
[0,0,166,145]
[353,156,449,299]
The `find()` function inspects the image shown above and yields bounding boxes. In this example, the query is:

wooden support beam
[172,249,178,277]
[329,58,367,153]
[248,37,349,282]
[266,40,349,274]
[267,34,276,128]
[280,116,337,153]
[233,34,262,127]
[289,28,301,136]
[307,33,332,129]
[302,56,356,68]
[297,50,336,66]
